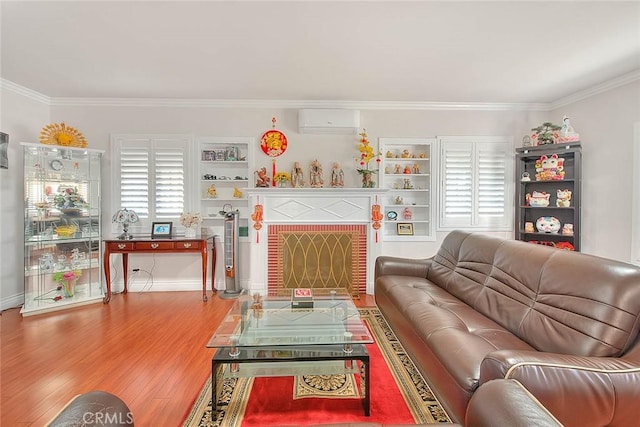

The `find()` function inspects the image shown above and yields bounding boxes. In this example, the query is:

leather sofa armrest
[480,349,640,383]
[480,350,640,426]
[374,256,431,280]
[465,379,562,427]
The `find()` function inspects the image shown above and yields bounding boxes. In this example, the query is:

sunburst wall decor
[39,122,88,148]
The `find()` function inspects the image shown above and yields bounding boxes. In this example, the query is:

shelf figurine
[291,162,305,188]
[556,189,572,207]
[207,184,217,198]
[558,116,580,143]
[330,162,344,188]
[255,167,270,187]
[309,159,324,188]
[402,207,413,220]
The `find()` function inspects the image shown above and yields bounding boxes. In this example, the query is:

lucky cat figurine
[556,189,572,207]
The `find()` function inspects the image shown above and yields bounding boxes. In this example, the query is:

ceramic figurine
[558,115,580,143]
[535,154,565,181]
[536,216,561,234]
[556,189,572,207]
[255,167,270,187]
[331,162,344,188]
[528,191,550,207]
[291,162,305,188]
[562,223,574,235]
[207,184,217,198]
[402,207,412,220]
[310,159,324,188]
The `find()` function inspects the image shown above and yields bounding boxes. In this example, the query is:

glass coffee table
[206,290,374,416]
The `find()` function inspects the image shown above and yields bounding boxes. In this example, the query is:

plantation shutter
[477,143,508,226]
[119,143,150,218]
[441,142,473,227]
[439,137,512,230]
[154,142,185,219]
[111,135,191,229]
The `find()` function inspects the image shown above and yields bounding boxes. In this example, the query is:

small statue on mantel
[331,162,344,188]
[255,167,270,187]
[291,161,305,188]
[310,159,324,188]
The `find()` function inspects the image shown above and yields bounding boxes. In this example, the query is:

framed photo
[151,222,173,238]
[0,132,8,170]
[397,223,414,236]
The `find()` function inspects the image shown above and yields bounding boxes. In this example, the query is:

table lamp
[112,208,139,240]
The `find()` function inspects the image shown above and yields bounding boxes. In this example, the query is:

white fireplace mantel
[246,188,388,295]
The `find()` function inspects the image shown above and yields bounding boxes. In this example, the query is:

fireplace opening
[267,224,367,297]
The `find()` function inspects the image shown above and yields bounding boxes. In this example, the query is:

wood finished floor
[0,290,375,426]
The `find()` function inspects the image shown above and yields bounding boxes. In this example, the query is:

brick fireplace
[247,188,384,296]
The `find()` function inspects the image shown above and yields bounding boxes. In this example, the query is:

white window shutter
[441,142,473,228]
[111,135,192,228]
[439,137,512,231]
[119,145,150,218]
[154,143,185,219]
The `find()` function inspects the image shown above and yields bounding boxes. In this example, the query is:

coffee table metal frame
[211,344,370,416]
[207,291,372,417]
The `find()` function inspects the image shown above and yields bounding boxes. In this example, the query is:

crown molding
[48,97,549,111]
[4,72,637,112]
[0,79,50,105]
[550,69,640,110]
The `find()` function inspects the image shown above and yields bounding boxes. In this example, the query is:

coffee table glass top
[207,290,373,348]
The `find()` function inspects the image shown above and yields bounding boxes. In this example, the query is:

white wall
[2,79,638,309]
[0,87,50,310]
[551,80,640,261]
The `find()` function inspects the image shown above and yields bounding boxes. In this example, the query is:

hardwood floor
[0,290,375,426]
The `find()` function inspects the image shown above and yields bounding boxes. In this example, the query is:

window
[438,136,513,231]
[110,134,193,233]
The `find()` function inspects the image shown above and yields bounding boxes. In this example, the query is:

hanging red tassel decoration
[251,196,263,243]
[371,195,383,243]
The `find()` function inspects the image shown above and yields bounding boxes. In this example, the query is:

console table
[103,236,216,303]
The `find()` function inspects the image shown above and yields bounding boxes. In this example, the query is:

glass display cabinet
[21,142,104,316]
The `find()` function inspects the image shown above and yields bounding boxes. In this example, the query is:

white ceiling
[2,1,639,105]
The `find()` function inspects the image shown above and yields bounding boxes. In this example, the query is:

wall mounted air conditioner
[298,109,361,134]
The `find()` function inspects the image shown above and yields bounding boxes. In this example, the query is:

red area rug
[182,307,451,426]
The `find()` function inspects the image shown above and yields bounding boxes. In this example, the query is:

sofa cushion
[378,274,534,392]
[428,230,640,357]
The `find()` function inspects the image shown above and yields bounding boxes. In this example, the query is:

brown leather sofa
[375,230,640,426]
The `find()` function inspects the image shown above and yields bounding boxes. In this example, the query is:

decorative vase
[185,227,197,238]
[361,171,374,188]
[62,279,75,298]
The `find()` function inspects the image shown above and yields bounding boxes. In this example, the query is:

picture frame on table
[396,223,414,236]
[151,222,173,238]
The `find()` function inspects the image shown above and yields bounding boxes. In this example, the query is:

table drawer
[176,241,201,249]
[135,241,175,250]
[108,242,135,251]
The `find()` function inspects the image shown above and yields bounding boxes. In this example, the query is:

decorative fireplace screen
[267,224,367,297]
